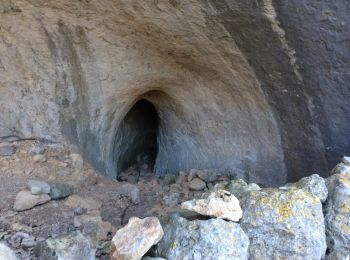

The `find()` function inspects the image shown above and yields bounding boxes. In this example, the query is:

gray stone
[163,193,180,207]
[111,217,163,260]
[0,143,16,156]
[240,188,326,260]
[142,257,166,260]
[189,169,218,183]
[324,173,350,259]
[285,174,328,202]
[163,173,177,185]
[115,183,141,204]
[154,213,249,260]
[210,179,261,201]
[0,243,17,260]
[34,232,95,260]
[181,190,242,221]
[27,180,50,195]
[331,162,350,175]
[49,183,74,199]
[13,190,51,211]
[342,156,350,166]
[189,178,206,191]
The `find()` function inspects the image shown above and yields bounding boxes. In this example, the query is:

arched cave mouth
[115,99,159,175]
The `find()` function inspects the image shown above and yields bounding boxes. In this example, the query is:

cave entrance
[116,99,159,175]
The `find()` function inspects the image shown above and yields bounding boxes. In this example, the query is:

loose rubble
[110,217,163,260]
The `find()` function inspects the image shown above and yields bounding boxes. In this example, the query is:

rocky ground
[0,139,228,259]
[0,139,350,260]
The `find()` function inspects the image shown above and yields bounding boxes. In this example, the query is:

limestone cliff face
[0,0,348,186]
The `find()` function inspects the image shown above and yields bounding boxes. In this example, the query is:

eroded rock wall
[0,0,348,185]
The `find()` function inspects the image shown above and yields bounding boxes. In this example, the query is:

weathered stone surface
[34,232,95,260]
[0,243,17,260]
[0,143,16,156]
[27,180,50,195]
[188,178,206,191]
[154,213,249,260]
[163,193,180,207]
[324,173,350,259]
[110,217,163,260]
[226,179,261,200]
[285,174,328,202]
[13,190,51,211]
[342,156,350,166]
[49,183,74,199]
[181,190,242,221]
[115,184,141,204]
[70,153,84,169]
[65,195,102,211]
[188,169,218,183]
[331,162,350,175]
[240,188,326,260]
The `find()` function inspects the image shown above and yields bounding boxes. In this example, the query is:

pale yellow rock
[13,190,51,211]
[181,189,243,221]
[111,217,163,260]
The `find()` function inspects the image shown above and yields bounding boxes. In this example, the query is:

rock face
[240,188,326,260]
[13,190,51,211]
[110,217,163,260]
[0,143,16,156]
[1,0,349,184]
[154,214,249,260]
[34,232,95,260]
[0,243,17,260]
[324,173,350,259]
[181,190,242,221]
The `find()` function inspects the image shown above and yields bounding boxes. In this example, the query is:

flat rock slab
[0,243,17,260]
[49,183,74,199]
[13,190,51,212]
[154,213,249,260]
[0,143,16,156]
[181,189,242,221]
[111,217,163,260]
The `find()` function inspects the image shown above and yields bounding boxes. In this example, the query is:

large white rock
[111,217,164,260]
[13,190,51,211]
[181,189,242,221]
[240,188,327,260]
[0,243,17,260]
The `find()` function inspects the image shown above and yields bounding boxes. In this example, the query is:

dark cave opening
[116,99,159,175]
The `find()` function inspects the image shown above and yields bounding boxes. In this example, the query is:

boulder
[285,174,328,202]
[13,190,51,211]
[111,217,163,260]
[115,184,141,204]
[49,183,74,199]
[181,190,242,221]
[34,232,95,260]
[324,173,350,259]
[154,213,249,260]
[0,143,16,156]
[27,180,50,195]
[331,162,350,175]
[0,243,17,260]
[240,188,326,260]
[188,169,219,183]
[188,178,206,191]
[342,156,350,166]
